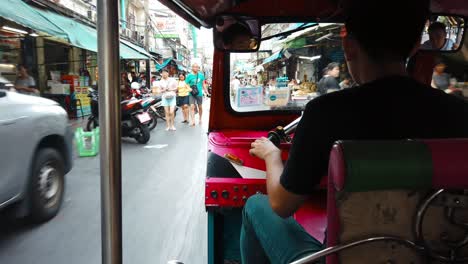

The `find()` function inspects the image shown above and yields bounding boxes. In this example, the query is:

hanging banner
[154,15,179,38]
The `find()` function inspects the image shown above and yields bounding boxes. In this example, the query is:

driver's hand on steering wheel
[250,137,281,160]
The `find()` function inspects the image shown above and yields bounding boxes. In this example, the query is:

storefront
[0,28,23,82]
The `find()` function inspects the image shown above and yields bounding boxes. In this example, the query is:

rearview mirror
[214,15,261,52]
[419,14,466,52]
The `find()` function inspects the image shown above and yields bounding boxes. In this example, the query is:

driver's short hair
[343,0,430,62]
[428,22,447,34]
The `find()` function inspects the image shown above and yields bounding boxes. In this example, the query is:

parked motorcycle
[131,82,159,130]
[139,96,163,131]
[86,88,151,144]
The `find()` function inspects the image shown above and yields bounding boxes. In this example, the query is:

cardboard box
[47,80,60,88]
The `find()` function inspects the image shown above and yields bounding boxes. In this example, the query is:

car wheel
[29,148,65,223]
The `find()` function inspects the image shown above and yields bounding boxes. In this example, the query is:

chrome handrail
[289,236,423,264]
[415,189,468,262]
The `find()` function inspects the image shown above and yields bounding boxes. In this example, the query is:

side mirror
[214,15,261,52]
[419,14,466,52]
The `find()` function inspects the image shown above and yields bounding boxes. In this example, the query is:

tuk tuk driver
[242,0,468,263]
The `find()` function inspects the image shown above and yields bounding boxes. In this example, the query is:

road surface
[0,103,210,264]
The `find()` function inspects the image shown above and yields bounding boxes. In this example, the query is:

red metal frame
[209,131,291,171]
[208,51,300,131]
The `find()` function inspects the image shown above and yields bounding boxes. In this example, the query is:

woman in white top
[158,69,178,131]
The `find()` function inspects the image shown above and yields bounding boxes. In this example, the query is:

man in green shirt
[185,63,208,126]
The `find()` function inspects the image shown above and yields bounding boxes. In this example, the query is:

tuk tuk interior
[158,0,468,263]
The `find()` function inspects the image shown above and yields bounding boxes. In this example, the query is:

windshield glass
[230,23,348,112]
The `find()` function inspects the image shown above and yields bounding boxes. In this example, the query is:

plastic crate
[75,127,99,157]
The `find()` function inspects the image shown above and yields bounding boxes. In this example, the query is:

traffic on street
[0,106,210,264]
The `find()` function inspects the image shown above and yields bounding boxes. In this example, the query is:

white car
[0,77,73,223]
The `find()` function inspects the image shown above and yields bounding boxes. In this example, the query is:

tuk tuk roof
[159,0,468,28]
[158,0,338,28]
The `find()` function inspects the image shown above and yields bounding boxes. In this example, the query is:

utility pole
[144,0,150,80]
[120,0,126,28]
[144,0,150,50]
[191,25,197,58]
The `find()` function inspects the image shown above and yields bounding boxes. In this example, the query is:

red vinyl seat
[291,139,468,264]
[294,192,327,243]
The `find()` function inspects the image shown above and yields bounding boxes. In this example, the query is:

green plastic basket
[75,127,99,157]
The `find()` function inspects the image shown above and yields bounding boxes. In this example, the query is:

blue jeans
[240,194,323,264]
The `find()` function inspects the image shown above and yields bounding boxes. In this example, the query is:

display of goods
[266,87,290,107]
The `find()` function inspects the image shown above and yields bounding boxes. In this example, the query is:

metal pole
[97,0,122,263]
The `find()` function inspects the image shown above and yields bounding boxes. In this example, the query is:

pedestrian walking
[317,62,340,95]
[177,73,192,124]
[159,69,178,131]
[186,63,208,126]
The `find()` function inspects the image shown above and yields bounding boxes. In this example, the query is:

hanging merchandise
[0,30,21,78]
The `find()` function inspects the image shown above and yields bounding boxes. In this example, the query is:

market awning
[0,0,67,38]
[156,58,173,70]
[121,39,152,58]
[33,9,98,51]
[120,44,149,60]
[32,7,148,60]
[177,65,188,71]
[284,23,317,32]
[262,51,283,65]
[286,37,307,49]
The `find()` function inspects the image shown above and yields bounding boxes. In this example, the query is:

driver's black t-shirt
[280,76,468,195]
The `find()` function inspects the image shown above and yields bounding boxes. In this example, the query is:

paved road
[0,102,210,264]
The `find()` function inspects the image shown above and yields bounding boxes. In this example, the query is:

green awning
[120,44,148,60]
[32,8,148,60]
[286,37,307,49]
[121,39,151,58]
[262,51,283,65]
[0,0,67,38]
[33,9,98,52]
[177,64,188,72]
[156,58,173,70]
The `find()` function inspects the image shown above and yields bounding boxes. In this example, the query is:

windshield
[229,23,347,112]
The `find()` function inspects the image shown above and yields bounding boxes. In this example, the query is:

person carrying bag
[186,63,206,126]
[159,69,178,131]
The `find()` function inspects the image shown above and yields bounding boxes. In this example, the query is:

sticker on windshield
[266,89,290,107]
[236,86,263,107]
